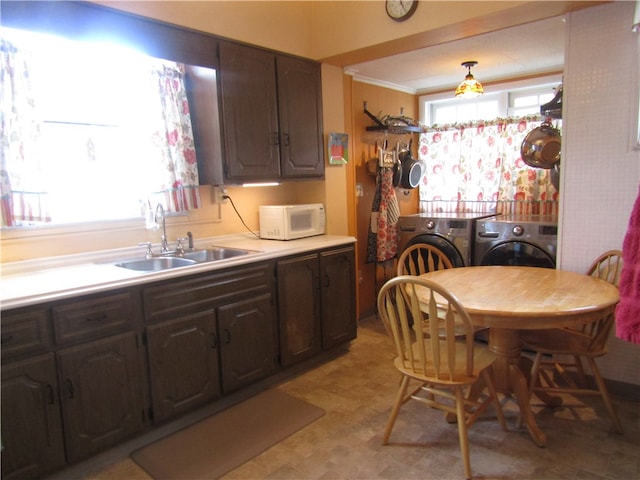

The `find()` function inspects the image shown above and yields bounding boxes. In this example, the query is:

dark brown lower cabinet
[56,332,146,463]
[277,254,322,366]
[142,263,278,415]
[320,246,357,349]
[1,247,354,479]
[146,310,221,423]
[217,293,278,394]
[1,353,66,480]
[277,245,357,366]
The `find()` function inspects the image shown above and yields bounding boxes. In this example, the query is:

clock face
[386,0,418,22]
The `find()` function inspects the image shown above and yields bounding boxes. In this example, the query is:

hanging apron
[366,166,400,263]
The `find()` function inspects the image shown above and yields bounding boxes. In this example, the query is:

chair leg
[517,353,542,429]
[455,387,472,480]
[483,369,508,432]
[587,357,623,434]
[573,355,587,387]
[529,355,564,407]
[528,352,543,393]
[383,374,410,444]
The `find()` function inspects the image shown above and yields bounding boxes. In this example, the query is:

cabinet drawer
[53,290,138,345]
[143,263,272,323]
[1,307,52,360]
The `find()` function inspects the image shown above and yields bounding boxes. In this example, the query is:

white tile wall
[560,1,640,386]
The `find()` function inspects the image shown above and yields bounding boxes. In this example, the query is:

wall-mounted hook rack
[363,101,424,134]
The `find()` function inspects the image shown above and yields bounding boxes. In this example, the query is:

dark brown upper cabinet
[218,41,324,183]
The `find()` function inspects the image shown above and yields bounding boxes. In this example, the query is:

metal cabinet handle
[46,384,56,404]
[65,379,75,399]
[210,333,218,349]
[85,313,108,322]
[223,329,231,344]
[282,133,290,147]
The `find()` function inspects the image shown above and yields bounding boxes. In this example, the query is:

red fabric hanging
[616,185,640,344]
[376,167,400,262]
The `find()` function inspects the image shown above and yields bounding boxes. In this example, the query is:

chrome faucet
[155,204,169,253]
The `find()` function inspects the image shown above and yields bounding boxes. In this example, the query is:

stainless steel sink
[112,246,257,272]
[114,257,197,271]
[182,247,255,262]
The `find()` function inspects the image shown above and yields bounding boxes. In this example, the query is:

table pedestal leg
[489,328,547,447]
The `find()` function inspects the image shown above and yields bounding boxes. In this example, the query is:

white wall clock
[385,0,418,22]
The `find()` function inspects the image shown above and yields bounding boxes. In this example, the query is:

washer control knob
[426,220,436,230]
[512,225,524,236]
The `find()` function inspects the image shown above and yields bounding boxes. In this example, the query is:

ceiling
[345,15,566,95]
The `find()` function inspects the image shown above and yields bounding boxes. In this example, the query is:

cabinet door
[276,254,322,366]
[320,247,357,349]
[57,332,146,463]
[146,310,221,423]
[1,353,65,480]
[276,55,324,178]
[217,293,277,394]
[218,41,280,180]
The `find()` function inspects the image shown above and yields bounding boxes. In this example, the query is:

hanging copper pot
[520,122,561,169]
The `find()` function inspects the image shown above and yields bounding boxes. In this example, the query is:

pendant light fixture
[455,61,484,98]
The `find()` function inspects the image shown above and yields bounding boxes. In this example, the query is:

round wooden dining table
[418,266,620,447]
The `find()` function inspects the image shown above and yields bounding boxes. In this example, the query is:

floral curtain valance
[417,115,560,215]
[0,38,50,227]
[145,61,201,213]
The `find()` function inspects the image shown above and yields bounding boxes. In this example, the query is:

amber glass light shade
[455,61,484,98]
[455,75,484,98]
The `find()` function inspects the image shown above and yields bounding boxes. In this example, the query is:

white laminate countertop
[0,233,356,310]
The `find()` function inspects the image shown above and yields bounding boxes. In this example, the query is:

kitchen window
[417,80,562,215]
[509,88,558,118]
[422,83,557,125]
[429,93,502,125]
[1,27,203,228]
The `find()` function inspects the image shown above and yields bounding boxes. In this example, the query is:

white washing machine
[474,214,558,268]
[398,212,495,267]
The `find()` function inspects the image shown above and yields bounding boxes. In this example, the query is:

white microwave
[259,204,326,240]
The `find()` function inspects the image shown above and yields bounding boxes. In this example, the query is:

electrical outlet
[212,186,228,204]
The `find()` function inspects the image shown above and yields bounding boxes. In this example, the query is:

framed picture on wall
[328,132,349,165]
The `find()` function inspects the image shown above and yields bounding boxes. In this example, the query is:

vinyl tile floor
[61,315,638,480]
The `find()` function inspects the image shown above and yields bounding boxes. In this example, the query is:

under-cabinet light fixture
[241,182,280,187]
